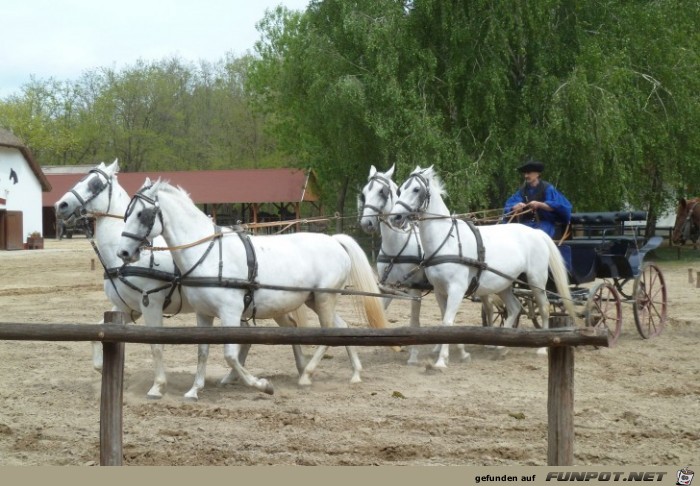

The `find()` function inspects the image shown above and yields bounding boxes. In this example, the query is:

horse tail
[332,234,388,329]
[542,234,578,322]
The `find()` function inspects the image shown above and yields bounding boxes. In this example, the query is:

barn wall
[0,147,44,242]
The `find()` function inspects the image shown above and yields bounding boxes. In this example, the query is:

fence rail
[0,311,610,466]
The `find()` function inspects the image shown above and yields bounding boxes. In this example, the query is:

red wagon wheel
[584,282,622,347]
[633,262,668,339]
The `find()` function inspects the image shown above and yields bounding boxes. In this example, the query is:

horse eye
[359,194,365,203]
[88,177,105,193]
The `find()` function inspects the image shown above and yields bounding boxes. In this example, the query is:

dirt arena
[0,237,697,466]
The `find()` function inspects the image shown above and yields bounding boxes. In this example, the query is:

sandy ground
[0,237,698,466]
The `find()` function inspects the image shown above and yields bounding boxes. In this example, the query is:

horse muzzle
[117,247,140,264]
[359,217,379,234]
[389,212,408,229]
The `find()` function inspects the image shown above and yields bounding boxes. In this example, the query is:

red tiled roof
[44,168,319,207]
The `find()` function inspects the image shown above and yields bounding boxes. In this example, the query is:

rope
[144,232,224,252]
[86,211,124,220]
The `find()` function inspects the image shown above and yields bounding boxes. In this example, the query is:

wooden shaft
[100,311,125,466]
[0,321,610,348]
[547,315,575,466]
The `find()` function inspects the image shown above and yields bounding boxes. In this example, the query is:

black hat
[517,158,544,173]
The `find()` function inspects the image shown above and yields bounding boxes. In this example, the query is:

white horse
[390,166,577,367]
[358,164,440,365]
[55,160,307,400]
[116,179,388,397]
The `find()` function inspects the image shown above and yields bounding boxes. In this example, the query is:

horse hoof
[350,374,362,384]
[261,381,275,395]
[298,375,312,387]
[406,359,420,366]
[433,360,448,369]
[461,353,472,364]
[536,347,548,356]
[146,392,163,400]
[183,390,199,401]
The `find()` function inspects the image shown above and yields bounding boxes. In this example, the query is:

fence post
[100,311,126,466]
[547,315,575,466]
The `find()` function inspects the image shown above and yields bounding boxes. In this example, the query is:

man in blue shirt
[504,158,572,238]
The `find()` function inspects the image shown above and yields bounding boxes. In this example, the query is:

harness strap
[377,225,421,285]
[90,240,137,321]
[421,219,485,298]
[237,231,259,321]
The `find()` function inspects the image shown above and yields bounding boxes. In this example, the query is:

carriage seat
[561,239,610,285]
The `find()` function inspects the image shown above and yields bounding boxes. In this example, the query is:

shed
[43,166,323,238]
[0,128,52,249]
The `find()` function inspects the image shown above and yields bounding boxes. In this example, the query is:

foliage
[1,1,699,236]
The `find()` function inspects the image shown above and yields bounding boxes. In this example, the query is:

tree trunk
[335,176,349,233]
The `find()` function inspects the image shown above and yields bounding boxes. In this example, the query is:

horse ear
[369,165,377,178]
[109,158,120,174]
[679,198,687,208]
[386,164,395,179]
[142,177,152,188]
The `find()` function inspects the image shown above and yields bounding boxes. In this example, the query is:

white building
[0,128,52,249]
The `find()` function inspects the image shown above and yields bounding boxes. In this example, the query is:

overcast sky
[0,0,310,99]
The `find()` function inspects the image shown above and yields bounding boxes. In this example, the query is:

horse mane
[150,179,193,204]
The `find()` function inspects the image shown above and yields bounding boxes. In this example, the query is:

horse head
[358,164,397,233]
[672,197,700,246]
[55,159,121,221]
[118,178,164,263]
[389,165,439,228]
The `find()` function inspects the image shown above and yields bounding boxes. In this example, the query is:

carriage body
[504,210,668,345]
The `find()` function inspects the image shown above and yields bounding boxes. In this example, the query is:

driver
[504,158,572,239]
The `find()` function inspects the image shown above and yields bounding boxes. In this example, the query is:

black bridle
[395,171,431,217]
[121,186,163,250]
[69,167,114,218]
[358,174,394,222]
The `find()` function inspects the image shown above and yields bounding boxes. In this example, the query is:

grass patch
[647,245,700,262]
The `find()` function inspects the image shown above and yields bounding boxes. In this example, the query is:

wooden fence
[0,311,610,466]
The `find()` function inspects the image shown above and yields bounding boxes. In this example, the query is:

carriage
[485,210,668,346]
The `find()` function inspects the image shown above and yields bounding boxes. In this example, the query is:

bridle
[394,171,431,217]
[69,167,115,219]
[121,186,163,250]
[359,174,395,225]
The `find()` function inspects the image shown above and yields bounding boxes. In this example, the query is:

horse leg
[219,310,274,395]
[143,306,168,399]
[431,291,447,357]
[492,290,522,358]
[184,314,214,401]
[220,320,251,384]
[333,313,363,383]
[273,313,307,376]
[406,289,423,365]
[298,294,361,386]
[434,290,468,368]
[532,287,550,356]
